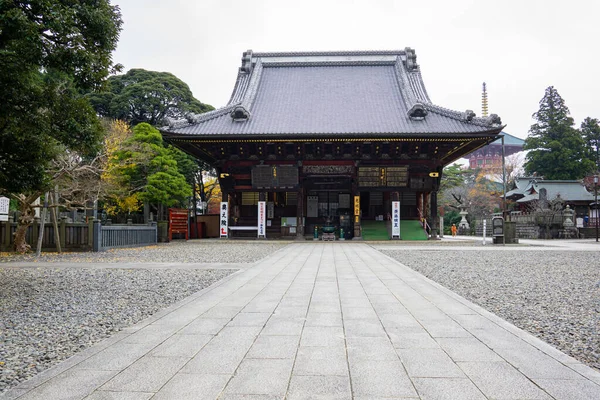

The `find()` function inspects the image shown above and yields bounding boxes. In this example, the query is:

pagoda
[161,49,504,239]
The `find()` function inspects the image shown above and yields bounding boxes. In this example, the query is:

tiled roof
[509,177,595,202]
[163,49,503,138]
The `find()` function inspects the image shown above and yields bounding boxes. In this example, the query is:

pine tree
[581,117,600,172]
[523,86,594,180]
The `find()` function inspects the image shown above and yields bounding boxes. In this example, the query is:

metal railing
[93,221,157,251]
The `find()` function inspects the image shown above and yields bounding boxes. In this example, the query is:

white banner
[220,202,228,238]
[0,197,8,222]
[392,201,400,238]
[258,201,266,238]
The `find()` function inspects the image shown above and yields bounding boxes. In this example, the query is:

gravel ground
[0,240,288,264]
[0,241,288,394]
[0,267,236,393]
[381,248,600,371]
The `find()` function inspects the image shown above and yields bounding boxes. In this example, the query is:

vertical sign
[258,201,266,238]
[392,201,400,238]
[220,202,228,238]
[0,196,9,222]
[354,196,360,216]
[267,202,274,219]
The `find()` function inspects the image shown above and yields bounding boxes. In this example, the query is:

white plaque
[258,201,266,238]
[392,201,401,238]
[0,214,8,222]
[0,196,9,215]
[220,202,228,238]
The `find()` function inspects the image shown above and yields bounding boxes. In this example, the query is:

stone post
[92,220,102,252]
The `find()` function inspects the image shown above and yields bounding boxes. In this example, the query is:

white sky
[112,0,600,140]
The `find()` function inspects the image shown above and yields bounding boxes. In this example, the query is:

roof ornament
[463,110,476,122]
[230,105,250,121]
[407,103,427,120]
[404,47,418,70]
[239,50,253,73]
[486,113,502,126]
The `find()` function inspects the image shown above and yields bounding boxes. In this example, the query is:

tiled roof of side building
[163,49,504,137]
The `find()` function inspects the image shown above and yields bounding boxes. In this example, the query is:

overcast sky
[112,0,599,140]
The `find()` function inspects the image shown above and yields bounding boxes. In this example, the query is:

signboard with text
[392,201,400,238]
[258,201,266,238]
[220,202,228,238]
[354,196,360,216]
[0,196,8,222]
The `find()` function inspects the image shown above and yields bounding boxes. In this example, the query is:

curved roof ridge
[393,56,417,110]
[407,70,431,103]
[239,59,263,112]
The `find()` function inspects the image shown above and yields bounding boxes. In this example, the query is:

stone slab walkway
[3,243,600,399]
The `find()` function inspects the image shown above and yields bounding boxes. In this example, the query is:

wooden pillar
[296,188,305,240]
[429,191,439,240]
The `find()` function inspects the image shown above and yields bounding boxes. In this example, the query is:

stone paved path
[3,243,600,399]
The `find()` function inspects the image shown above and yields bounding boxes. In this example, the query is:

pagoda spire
[482,82,489,117]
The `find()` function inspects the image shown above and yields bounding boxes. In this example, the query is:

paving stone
[200,306,243,319]
[261,317,305,336]
[246,335,300,359]
[120,323,180,345]
[412,377,486,400]
[458,361,553,399]
[388,328,441,349]
[532,379,600,400]
[397,348,465,378]
[76,341,158,371]
[308,302,341,313]
[347,337,398,361]
[178,318,230,335]
[292,346,349,376]
[84,391,154,400]
[222,359,293,396]
[494,344,585,380]
[18,369,118,400]
[344,319,387,337]
[149,334,213,358]
[287,375,351,400]
[349,359,417,398]
[305,312,343,327]
[99,356,188,392]
[228,312,272,327]
[273,306,308,318]
[342,307,379,320]
[152,373,230,400]
[300,326,345,347]
[436,337,503,362]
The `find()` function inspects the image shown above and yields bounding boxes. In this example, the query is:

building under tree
[161,49,504,239]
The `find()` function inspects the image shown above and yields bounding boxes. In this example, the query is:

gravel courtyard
[0,241,287,393]
[381,248,600,372]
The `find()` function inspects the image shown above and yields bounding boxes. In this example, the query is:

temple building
[466,131,525,169]
[161,49,504,239]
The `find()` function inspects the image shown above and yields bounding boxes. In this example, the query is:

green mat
[360,220,428,241]
[361,220,389,241]
[400,220,428,240]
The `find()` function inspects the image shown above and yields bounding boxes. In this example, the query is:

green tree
[105,123,192,219]
[88,68,214,126]
[523,86,594,179]
[0,1,122,252]
[581,117,600,171]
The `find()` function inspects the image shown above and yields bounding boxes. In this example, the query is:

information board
[220,202,228,238]
[0,196,9,222]
[391,201,400,238]
[357,166,409,187]
[258,201,266,238]
[252,165,299,189]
